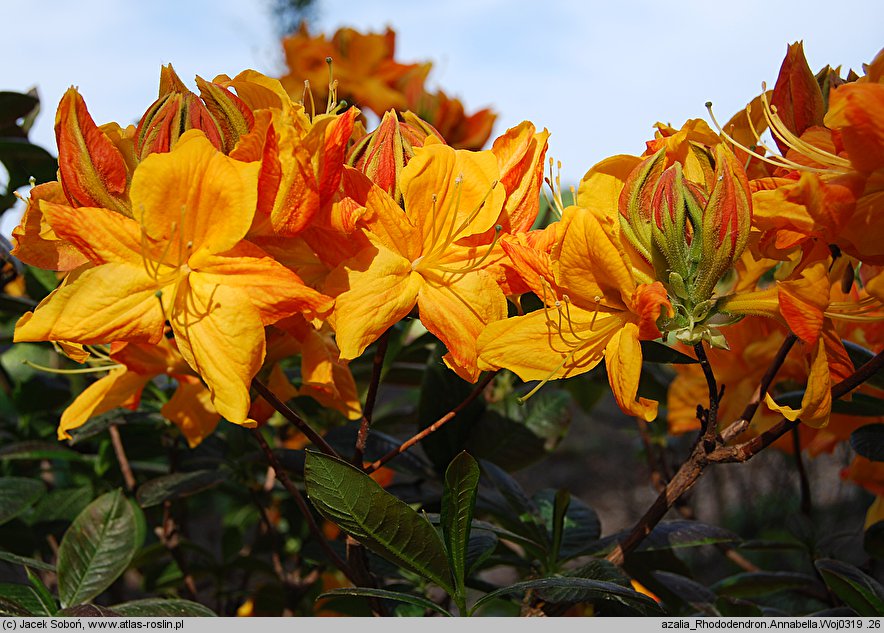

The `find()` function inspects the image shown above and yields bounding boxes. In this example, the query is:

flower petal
[604,322,658,421]
[58,368,149,440]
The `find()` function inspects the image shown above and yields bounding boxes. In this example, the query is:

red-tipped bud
[135,65,224,159]
[347,110,428,204]
[55,88,131,215]
[195,76,255,153]
[770,41,825,156]
[617,148,667,261]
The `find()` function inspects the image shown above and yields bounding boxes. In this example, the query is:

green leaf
[0,595,31,616]
[712,571,820,598]
[586,520,738,556]
[477,460,548,552]
[773,391,884,417]
[112,599,216,617]
[57,489,141,608]
[0,441,88,462]
[851,424,884,462]
[465,529,498,577]
[136,469,227,508]
[470,577,661,615]
[641,340,699,364]
[57,604,122,617]
[319,587,453,617]
[26,567,57,616]
[304,451,454,595]
[815,558,884,616]
[0,549,55,572]
[0,583,52,616]
[651,570,717,612]
[441,451,480,605]
[0,477,45,526]
[26,486,93,524]
[534,489,601,561]
[417,348,486,472]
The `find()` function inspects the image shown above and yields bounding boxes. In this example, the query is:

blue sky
[2,0,882,233]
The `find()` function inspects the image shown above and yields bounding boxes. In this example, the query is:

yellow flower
[14,130,331,425]
[477,206,671,421]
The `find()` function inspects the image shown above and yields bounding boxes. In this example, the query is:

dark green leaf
[815,558,884,616]
[470,577,661,615]
[586,520,738,556]
[112,599,216,617]
[851,424,884,462]
[0,91,40,127]
[651,571,717,612]
[136,469,227,508]
[712,572,820,598]
[773,391,884,417]
[0,477,45,526]
[57,604,122,617]
[534,489,601,561]
[304,451,454,595]
[319,588,453,617]
[714,596,764,617]
[465,411,547,471]
[57,489,140,608]
[26,567,57,616]
[26,486,93,524]
[441,451,480,603]
[0,583,52,616]
[465,530,498,576]
[0,441,87,462]
[0,549,55,572]
[417,347,485,471]
[0,595,31,616]
[844,341,884,390]
[476,460,547,551]
[641,340,699,364]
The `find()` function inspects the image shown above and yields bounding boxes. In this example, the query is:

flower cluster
[9,33,884,508]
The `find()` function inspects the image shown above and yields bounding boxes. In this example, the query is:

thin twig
[693,342,721,452]
[353,330,390,465]
[364,371,498,474]
[249,428,358,586]
[108,425,136,491]
[252,378,340,459]
[792,427,813,516]
[608,340,884,566]
[159,502,198,600]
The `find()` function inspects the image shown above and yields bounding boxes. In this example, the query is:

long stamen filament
[434,225,503,275]
[516,349,577,405]
[22,359,124,375]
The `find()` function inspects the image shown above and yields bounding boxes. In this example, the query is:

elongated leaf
[136,469,227,508]
[815,558,884,616]
[319,587,453,617]
[774,391,884,417]
[712,571,820,598]
[57,489,141,608]
[27,486,93,524]
[465,530,498,576]
[26,568,57,616]
[0,583,52,616]
[534,489,601,561]
[0,441,87,462]
[442,452,480,602]
[0,595,31,616]
[477,460,547,551]
[112,599,216,617]
[585,520,738,556]
[0,549,55,572]
[58,604,122,616]
[844,341,884,390]
[641,340,699,364]
[851,425,884,462]
[652,570,717,611]
[304,451,454,594]
[470,577,661,615]
[0,477,45,526]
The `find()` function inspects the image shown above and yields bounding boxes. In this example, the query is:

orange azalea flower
[59,339,219,448]
[14,131,332,425]
[477,206,671,421]
[326,142,508,382]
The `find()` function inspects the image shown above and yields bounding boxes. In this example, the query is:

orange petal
[162,376,221,448]
[605,322,658,421]
[58,368,150,440]
[764,337,831,428]
[11,182,89,271]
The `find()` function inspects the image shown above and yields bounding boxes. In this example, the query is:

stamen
[561,295,590,342]
[325,57,337,115]
[22,359,124,375]
[516,349,577,404]
[433,225,503,275]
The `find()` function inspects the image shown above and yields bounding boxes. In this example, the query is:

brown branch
[250,428,358,587]
[159,502,198,600]
[693,342,721,452]
[353,330,390,465]
[363,370,498,474]
[108,425,136,491]
[608,340,884,566]
[252,378,340,459]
